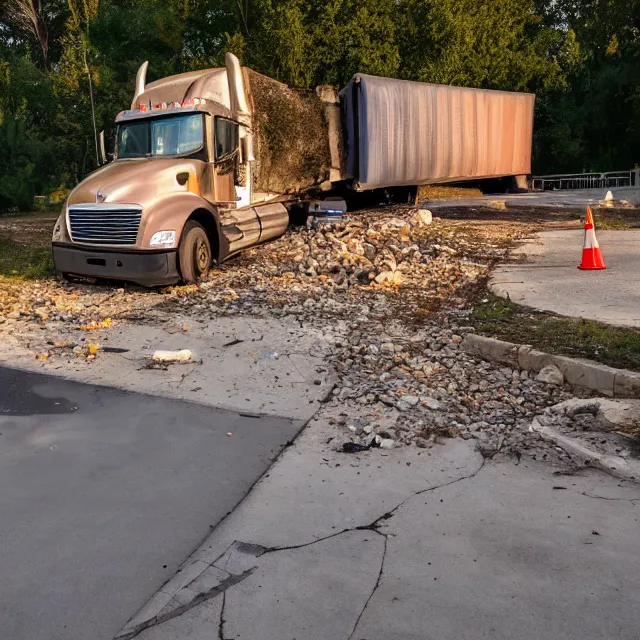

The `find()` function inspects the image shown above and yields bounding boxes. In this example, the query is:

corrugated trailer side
[340,74,535,191]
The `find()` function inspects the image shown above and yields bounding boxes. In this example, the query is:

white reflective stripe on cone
[584,228,599,249]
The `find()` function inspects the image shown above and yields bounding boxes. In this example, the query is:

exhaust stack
[131,61,149,109]
[225,53,251,118]
[225,53,254,162]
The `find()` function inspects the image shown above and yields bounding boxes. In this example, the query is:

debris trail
[0,206,595,464]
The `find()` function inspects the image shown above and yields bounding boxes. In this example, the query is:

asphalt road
[425,185,640,210]
[0,366,301,640]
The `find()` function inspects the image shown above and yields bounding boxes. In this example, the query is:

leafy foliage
[0,0,638,211]
[533,0,640,172]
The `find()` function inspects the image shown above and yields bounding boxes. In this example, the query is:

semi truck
[52,53,535,286]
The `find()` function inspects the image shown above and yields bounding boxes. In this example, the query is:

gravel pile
[170,205,530,318]
[163,206,585,464]
[323,316,585,463]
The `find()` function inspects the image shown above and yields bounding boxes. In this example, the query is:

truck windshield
[117,113,204,158]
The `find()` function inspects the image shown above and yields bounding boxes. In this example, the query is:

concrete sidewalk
[0,313,335,421]
[130,417,640,640]
[490,229,640,327]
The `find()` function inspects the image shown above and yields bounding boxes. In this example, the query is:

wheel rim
[195,237,209,273]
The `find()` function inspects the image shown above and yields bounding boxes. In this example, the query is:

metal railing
[530,170,638,191]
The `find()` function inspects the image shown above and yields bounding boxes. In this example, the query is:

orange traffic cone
[578,207,606,270]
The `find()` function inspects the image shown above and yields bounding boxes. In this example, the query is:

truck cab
[52,54,289,286]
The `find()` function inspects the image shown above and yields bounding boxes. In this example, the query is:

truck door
[214,117,261,254]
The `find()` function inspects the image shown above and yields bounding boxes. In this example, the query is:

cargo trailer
[339,74,534,191]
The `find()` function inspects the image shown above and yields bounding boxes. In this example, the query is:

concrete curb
[530,418,640,481]
[461,333,640,398]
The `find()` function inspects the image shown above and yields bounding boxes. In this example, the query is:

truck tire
[178,221,211,284]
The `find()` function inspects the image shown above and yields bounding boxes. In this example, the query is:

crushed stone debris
[0,206,605,466]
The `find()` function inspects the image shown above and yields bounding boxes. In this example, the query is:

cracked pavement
[3,210,640,638]
[132,416,640,640]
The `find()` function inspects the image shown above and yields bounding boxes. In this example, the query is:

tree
[396,0,563,92]
[1,0,50,68]
[533,0,640,172]
[0,0,68,70]
[224,0,399,88]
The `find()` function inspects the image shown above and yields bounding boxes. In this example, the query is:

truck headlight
[149,230,176,247]
[52,214,64,241]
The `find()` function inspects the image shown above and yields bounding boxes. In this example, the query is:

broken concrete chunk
[536,364,564,386]
[413,209,433,226]
[152,349,195,363]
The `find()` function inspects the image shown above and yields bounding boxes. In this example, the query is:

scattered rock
[537,365,564,386]
[413,209,433,226]
[421,397,442,410]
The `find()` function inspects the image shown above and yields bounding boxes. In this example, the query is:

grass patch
[418,185,483,200]
[0,236,55,279]
[594,214,640,230]
[0,210,59,219]
[471,296,640,372]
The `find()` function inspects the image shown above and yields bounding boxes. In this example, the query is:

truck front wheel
[178,221,211,284]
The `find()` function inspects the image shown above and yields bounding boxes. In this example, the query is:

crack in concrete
[217,591,227,640]
[344,458,488,639]
[579,491,640,502]
[258,457,487,556]
[118,421,484,640]
[347,533,387,640]
[194,459,487,640]
[369,457,487,529]
[119,570,254,640]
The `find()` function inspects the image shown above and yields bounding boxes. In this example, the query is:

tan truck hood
[67,158,202,208]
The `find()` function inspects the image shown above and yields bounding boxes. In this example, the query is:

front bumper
[52,244,180,286]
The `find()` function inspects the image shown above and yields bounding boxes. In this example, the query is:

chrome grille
[68,204,142,246]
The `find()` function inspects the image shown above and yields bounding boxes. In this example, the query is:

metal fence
[530,170,638,191]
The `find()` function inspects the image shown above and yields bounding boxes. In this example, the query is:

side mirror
[99,131,107,165]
